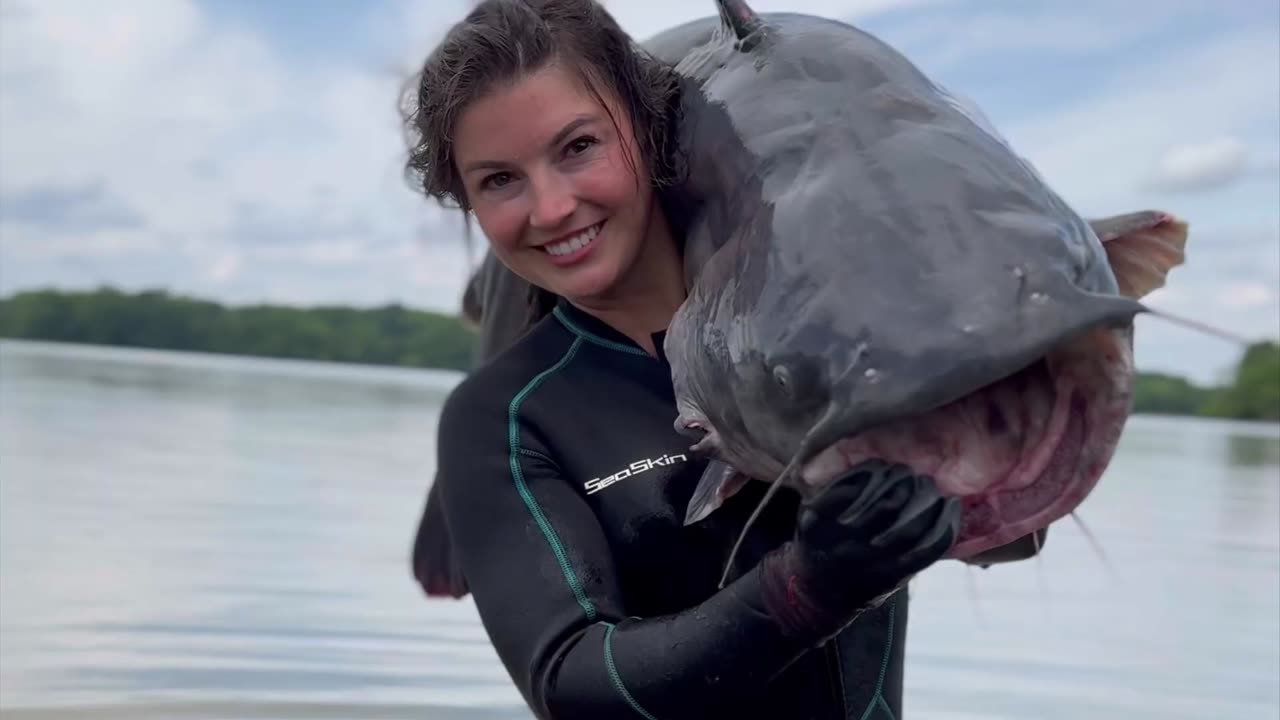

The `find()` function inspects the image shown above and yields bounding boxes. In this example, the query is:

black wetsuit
[435,298,906,720]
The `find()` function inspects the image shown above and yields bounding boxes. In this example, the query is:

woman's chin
[543,259,622,303]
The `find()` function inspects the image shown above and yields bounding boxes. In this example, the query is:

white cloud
[0,0,284,219]
[995,28,1279,216]
[0,0,464,309]
[208,252,241,284]
[1218,282,1275,310]
[1145,136,1251,192]
[882,9,1153,71]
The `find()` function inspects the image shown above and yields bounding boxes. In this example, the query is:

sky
[1,0,1277,385]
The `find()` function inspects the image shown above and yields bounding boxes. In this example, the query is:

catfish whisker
[964,563,987,629]
[1035,533,1050,622]
[1142,306,1251,346]
[718,455,800,588]
[1070,511,1116,580]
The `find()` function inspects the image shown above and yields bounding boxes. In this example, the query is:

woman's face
[452,62,658,306]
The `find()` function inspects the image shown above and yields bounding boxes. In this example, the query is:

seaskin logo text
[584,453,689,495]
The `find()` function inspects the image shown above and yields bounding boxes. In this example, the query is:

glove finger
[799,473,909,547]
[799,459,898,536]
[834,468,913,535]
[802,459,892,520]
[894,496,963,573]
[869,475,949,550]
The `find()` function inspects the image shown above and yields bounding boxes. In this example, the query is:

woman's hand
[757,459,961,641]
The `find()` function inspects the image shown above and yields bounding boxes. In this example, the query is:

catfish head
[663,2,1191,565]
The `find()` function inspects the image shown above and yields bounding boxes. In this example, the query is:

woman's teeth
[545,222,602,257]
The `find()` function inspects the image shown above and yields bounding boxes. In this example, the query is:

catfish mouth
[798,327,1134,560]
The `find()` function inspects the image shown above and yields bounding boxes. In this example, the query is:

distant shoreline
[0,336,470,387]
[0,286,477,373]
[10,336,1280,436]
[3,287,1277,422]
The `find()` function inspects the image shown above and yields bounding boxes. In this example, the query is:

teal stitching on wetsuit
[604,623,660,720]
[553,306,650,356]
[507,337,597,621]
[858,596,898,720]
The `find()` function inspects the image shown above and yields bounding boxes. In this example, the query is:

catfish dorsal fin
[1088,210,1189,300]
[716,0,763,42]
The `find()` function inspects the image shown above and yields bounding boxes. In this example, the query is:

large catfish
[411,1,1189,598]
[660,2,1188,581]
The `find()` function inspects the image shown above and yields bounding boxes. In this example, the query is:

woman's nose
[528,173,577,230]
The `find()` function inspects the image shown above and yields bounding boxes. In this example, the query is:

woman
[403,2,1024,717]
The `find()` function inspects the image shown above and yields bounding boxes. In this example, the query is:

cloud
[878,8,1155,72]
[1144,136,1252,193]
[223,199,378,248]
[2,180,146,232]
[989,27,1278,215]
[1218,282,1275,310]
[208,252,241,284]
[0,0,464,309]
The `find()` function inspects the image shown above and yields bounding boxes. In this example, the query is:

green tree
[1202,342,1280,421]
[1132,372,1212,416]
[0,287,477,372]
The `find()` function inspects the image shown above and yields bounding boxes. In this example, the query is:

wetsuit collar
[553,297,670,364]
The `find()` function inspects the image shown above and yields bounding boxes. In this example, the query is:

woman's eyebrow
[460,115,599,175]
[546,115,597,150]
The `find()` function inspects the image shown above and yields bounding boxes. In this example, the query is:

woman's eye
[482,172,512,190]
[566,136,597,156]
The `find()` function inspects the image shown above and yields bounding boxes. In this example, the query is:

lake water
[2,339,1277,720]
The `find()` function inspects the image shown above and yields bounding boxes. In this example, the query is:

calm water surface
[2,340,1277,719]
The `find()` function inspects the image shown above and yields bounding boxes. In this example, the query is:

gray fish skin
[660,4,1187,559]
[666,10,1126,468]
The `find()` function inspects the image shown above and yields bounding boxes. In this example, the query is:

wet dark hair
[401,0,684,322]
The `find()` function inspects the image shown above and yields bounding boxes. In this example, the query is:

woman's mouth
[543,221,603,266]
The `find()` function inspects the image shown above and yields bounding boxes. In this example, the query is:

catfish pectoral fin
[684,460,751,525]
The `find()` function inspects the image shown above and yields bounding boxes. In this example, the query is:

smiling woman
[449,63,683,337]
[398,2,977,719]
[404,0,686,351]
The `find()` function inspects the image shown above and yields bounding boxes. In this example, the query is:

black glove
[757,459,961,642]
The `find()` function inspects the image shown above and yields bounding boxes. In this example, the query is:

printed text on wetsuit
[583,453,689,495]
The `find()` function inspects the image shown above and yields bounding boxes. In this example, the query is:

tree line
[1133,342,1279,422]
[0,287,476,372]
[1,287,1276,421]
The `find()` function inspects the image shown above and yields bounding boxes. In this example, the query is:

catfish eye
[765,356,824,410]
[771,364,793,392]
